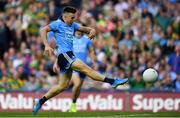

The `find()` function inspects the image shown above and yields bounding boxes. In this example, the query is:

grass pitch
[0,112,180,118]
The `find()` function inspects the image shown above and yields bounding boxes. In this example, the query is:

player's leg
[44,70,72,99]
[71,59,104,81]
[33,69,72,114]
[69,72,84,112]
[71,59,128,88]
[71,72,84,103]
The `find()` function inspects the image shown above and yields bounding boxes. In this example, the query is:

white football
[143,68,158,82]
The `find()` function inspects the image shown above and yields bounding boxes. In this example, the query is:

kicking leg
[71,59,105,81]
[71,59,128,88]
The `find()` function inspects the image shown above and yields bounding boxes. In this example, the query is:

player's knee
[74,82,81,88]
[61,86,68,91]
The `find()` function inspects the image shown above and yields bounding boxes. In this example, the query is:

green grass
[0,112,180,118]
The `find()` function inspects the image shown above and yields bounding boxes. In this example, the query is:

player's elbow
[39,27,46,35]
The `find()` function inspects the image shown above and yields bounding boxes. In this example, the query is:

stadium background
[0,0,180,114]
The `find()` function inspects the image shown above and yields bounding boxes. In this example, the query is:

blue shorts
[57,51,76,73]
[73,71,86,80]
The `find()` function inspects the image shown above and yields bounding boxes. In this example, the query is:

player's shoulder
[82,34,89,39]
[49,19,61,25]
[82,35,92,44]
[72,21,79,25]
[83,34,92,41]
[72,21,80,27]
[55,19,62,24]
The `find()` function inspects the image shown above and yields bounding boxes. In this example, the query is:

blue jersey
[73,35,93,63]
[48,19,80,55]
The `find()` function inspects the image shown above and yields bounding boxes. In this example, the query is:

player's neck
[61,16,71,25]
[61,17,65,22]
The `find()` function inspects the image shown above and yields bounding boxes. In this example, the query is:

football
[143,68,158,82]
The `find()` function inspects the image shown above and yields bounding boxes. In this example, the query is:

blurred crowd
[0,0,179,92]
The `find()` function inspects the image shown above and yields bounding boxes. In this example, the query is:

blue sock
[103,77,115,85]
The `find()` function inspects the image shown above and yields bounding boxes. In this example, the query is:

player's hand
[88,29,96,40]
[44,45,54,56]
[53,61,59,73]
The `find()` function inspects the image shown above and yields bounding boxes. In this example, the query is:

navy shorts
[57,51,76,73]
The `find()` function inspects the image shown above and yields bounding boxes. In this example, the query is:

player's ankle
[72,99,77,103]
[39,96,47,105]
[103,77,115,85]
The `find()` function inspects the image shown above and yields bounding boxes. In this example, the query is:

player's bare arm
[78,26,96,39]
[53,58,59,73]
[40,26,54,56]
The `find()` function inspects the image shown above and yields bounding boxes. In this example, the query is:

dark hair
[63,6,77,14]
